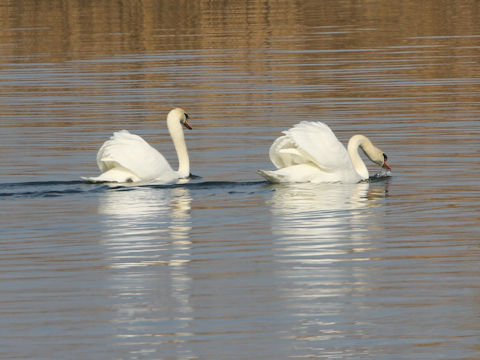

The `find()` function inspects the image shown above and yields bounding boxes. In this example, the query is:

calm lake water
[1,1,480,359]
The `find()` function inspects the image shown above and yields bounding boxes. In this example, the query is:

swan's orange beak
[183,119,192,130]
[382,153,391,171]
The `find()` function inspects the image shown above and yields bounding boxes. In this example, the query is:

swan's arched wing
[269,135,307,168]
[270,121,353,172]
[97,130,173,180]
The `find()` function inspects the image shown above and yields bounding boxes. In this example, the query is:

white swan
[84,108,192,183]
[257,121,391,183]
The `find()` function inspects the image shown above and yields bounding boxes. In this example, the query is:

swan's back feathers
[97,130,173,180]
[271,121,353,172]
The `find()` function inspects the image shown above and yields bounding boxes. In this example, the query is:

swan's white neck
[347,135,370,180]
[167,115,189,178]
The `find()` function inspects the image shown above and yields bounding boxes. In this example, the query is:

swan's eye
[383,153,388,161]
[184,113,189,119]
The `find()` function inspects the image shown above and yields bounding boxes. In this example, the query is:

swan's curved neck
[347,135,370,180]
[167,117,189,178]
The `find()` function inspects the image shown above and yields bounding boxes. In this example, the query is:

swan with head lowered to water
[257,121,391,183]
[83,108,192,184]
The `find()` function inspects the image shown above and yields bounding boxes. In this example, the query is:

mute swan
[84,108,192,183]
[257,121,391,183]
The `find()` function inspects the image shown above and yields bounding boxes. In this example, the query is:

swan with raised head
[257,121,391,183]
[84,108,192,183]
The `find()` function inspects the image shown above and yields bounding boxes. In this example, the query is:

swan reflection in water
[97,185,194,340]
[98,185,193,268]
[269,180,389,263]
[268,180,391,346]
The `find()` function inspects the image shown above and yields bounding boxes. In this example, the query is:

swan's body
[257,121,390,184]
[84,108,192,183]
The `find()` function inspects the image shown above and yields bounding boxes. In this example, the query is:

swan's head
[168,107,192,130]
[365,146,391,170]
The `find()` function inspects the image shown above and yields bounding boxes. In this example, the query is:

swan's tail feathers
[82,167,140,183]
[257,169,283,183]
[81,175,118,183]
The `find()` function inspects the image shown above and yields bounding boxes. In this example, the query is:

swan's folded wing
[97,130,172,180]
[269,135,307,168]
[281,121,352,172]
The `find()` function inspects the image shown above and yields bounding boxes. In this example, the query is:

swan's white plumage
[95,130,173,182]
[84,108,191,184]
[258,121,386,184]
[270,122,352,171]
